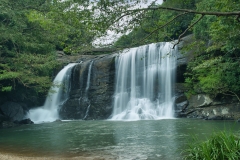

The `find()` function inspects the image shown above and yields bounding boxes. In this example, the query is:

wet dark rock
[0,102,24,121]
[175,94,188,109]
[175,112,187,118]
[206,115,224,120]
[183,100,240,120]
[0,113,12,129]
[206,115,234,120]
[54,119,62,122]
[14,118,34,124]
[0,113,9,122]
[176,34,194,83]
[59,54,117,120]
[188,94,213,108]
[175,94,187,104]
[174,94,189,117]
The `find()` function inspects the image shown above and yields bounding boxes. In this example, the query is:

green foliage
[185,50,240,98]
[183,132,240,160]
[0,0,102,104]
[26,0,95,54]
[114,0,197,48]
[184,0,240,99]
[0,0,63,103]
[193,0,240,52]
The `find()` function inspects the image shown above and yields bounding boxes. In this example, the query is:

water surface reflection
[0,119,239,159]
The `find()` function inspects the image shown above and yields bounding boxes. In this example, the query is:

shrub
[183,132,240,160]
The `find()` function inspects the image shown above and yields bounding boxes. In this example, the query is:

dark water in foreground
[0,119,239,159]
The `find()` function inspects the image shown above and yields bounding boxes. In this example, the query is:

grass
[183,131,240,160]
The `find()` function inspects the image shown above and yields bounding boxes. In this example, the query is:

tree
[114,0,198,48]
[0,0,63,104]
[90,0,239,48]
[183,0,240,100]
[1,0,239,105]
[91,0,240,99]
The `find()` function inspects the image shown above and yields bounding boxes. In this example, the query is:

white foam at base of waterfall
[111,42,177,121]
[27,63,77,124]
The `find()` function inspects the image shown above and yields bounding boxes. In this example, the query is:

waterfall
[82,61,93,120]
[85,61,93,92]
[111,42,177,120]
[27,63,77,123]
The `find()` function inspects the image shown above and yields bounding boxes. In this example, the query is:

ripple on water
[0,119,239,160]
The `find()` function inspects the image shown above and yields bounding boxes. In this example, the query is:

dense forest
[0,0,240,107]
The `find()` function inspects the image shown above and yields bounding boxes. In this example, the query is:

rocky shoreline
[0,153,115,160]
[0,150,117,160]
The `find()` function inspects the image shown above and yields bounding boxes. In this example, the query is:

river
[0,119,239,159]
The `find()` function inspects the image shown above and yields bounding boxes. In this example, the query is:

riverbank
[0,152,115,160]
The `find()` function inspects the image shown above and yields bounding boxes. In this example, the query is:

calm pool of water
[0,119,239,159]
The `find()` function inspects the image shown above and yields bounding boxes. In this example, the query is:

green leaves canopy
[0,0,93,103]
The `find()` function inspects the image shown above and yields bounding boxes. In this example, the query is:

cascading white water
[86,61,93,92]
[83,61,93,119]
[27,63,77,123]
[111,42,177,120]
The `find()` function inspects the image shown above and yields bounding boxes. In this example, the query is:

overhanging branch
[173,14,204,48]
[135,12,188,46]
[129,6,240,16]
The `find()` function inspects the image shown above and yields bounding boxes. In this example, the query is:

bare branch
[222,91,240,102]
[113,11,136,24]
[128,6,240,16]
[135,12,188,46]
[173,14,204,48]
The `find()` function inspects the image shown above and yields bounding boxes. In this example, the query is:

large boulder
[0,102,24,121]
[0,112,17,129]
[186,103,240,120]
[188,94,213,108]
[180,93,240,120]
[174,93,188,117]
[14,118,34,124]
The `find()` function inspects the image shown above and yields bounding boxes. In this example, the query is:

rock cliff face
[179,94,240,120]
[57,36,240,121]
[0,102,25,121]
[59,54,117,120]
[0,102,34,128]
[58,42,191,120]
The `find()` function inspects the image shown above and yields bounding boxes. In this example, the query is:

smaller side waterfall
[27,63,77,123]
[83,61,93,119]
[111,42,177,120]
[86,61,93,92]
